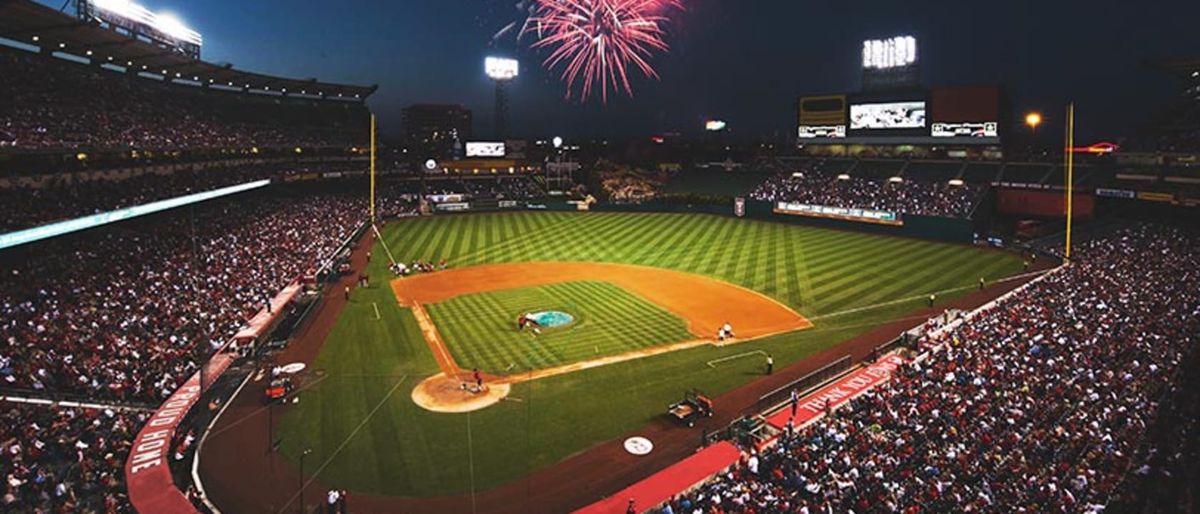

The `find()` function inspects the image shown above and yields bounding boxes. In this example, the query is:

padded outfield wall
[588,200,976,244]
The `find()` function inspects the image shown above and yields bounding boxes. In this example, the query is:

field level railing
[754,354,853,415]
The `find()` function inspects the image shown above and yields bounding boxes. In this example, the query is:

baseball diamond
[245,211,1026,499]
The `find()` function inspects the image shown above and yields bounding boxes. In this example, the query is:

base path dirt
[392,261,812,339]
[393,261,813,413]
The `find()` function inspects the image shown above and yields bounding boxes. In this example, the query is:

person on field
[979,277,986,290]
[928,293,936,307]
[717,322,734,341]
[473,368,483,390]
[326,489,339,514]
[626,498,637,514]
[766,354,774,375]
[344,285,351,301]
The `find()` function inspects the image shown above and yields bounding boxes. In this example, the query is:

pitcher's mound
[411,373,511,413]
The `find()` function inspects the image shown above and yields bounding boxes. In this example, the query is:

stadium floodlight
[862,35,917,69]
[486,56,519,138]
[705,120,728,131]
[90,0,203,46]
[553,136,563,149]
[1025,112,1042,129]
[485,56,519,80]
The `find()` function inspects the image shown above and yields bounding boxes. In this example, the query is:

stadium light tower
[485,56,518,139]
[1025,112,1043,156]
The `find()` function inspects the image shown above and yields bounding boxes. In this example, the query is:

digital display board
[798,125,846,139]
[465,142,506,157]
[932,122,998,138]
[774,201,902,225]
[0,180,269,250]
[850,101,926,130]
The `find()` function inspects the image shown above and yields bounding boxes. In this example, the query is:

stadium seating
[750,159,981,218]
[0,190,368,404]
[653,224,1200,514]
[0,46,367,151]
[0,402,140,512]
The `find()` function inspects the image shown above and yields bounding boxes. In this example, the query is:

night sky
[38,0,1200,142]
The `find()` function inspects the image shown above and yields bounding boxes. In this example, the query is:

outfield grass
[278,212,1025,497]
[428,281,694,373]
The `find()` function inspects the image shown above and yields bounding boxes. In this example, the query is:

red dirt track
[198,231,1054,514]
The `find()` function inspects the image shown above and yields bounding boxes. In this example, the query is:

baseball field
[275,211,1024,497]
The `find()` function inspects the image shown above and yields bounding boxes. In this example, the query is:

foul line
[706,350,768,368]
[372,223,399,267]
[371,302,382,320]
[205,374,329,440]
[276,374,409,514]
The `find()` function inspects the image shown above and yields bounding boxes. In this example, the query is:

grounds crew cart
[667,389,714,427]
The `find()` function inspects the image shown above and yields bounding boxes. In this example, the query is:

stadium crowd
[0,403,140,512]
[0,190,367,404]
[0,183,389,513]
[654,224,1200,514]
[0,47,366,151]
[750,161,980,218]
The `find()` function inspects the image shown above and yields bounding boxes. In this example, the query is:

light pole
[1025,112,1042,159]
[485,57,519,139]
[298,448,312,514]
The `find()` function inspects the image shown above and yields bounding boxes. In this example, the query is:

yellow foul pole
[370,114,377,224]
[1065,103,1074,259]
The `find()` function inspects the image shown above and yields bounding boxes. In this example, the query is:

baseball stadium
[1,1,1199,514]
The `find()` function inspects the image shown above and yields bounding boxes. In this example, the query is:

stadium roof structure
[0,0,377,100]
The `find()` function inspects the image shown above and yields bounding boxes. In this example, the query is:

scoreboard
[798,85,1002,145]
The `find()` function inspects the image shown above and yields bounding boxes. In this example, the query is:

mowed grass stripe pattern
[427,281,693,373]
[386,212,1021,318]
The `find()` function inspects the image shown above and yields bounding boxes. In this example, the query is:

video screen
[849,102,926,130]
[465,142,506,157]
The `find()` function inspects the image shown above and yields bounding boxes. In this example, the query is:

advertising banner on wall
[774,202,902,225]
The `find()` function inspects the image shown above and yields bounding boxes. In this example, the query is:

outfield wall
[589,200,976,244]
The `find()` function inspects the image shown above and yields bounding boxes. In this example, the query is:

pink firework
[524,0,682,103]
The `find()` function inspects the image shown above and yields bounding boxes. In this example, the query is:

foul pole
[1064,103,1074,259]
[370,114,377,224]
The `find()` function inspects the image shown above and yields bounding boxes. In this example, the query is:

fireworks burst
[523,0,682,103]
